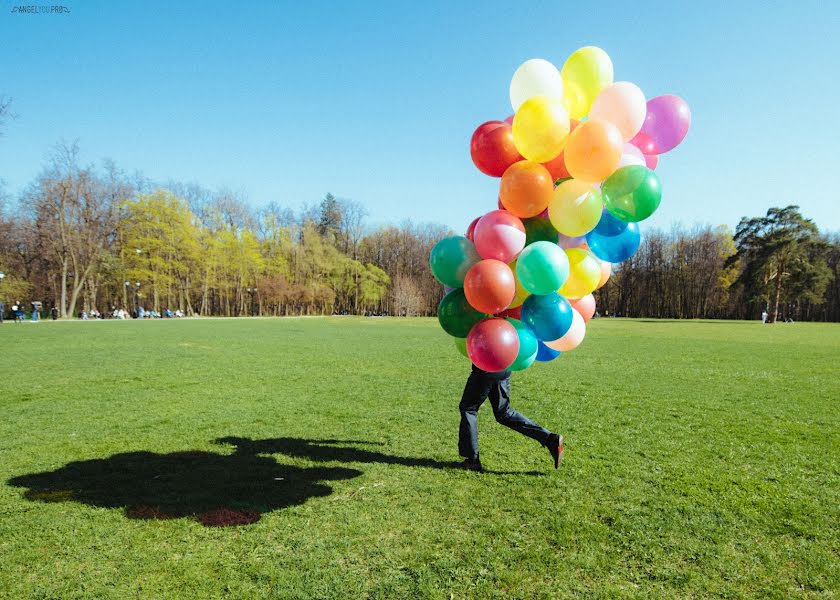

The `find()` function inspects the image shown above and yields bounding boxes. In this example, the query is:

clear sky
[1,1,839,234]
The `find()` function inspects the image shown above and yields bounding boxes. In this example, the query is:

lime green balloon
[438,289,488,338]
[505,318,538,371]
[548,179,603,237]
[523,217,558,246]
[561,46,614,119]
[454,336,469,358]
[602,165,662,222]
[429,236,480,288]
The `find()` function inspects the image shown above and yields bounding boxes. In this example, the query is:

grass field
[0,317,837,599]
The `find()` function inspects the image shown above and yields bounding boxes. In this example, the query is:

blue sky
[2,1,839,233]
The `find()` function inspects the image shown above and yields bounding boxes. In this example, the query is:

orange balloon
[499,160,554,218]
[563,119,623,183]
[596,259,611,289]
[464,259,516,314]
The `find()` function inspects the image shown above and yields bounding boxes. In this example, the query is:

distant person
[138,306,145,319]
[458,364,563,472]
[13,303,23,323]
[30,303,39,322]
[761,310,768,324]
[0,301,4,324]
[81,310,88,320]
[51,306,58,320]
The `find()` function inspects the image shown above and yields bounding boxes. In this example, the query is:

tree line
[0,144,836,321]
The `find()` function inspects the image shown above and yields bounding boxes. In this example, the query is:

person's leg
[458,371,491,460]
[489,376,552,446]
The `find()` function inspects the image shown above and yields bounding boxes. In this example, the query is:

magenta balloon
[640,95,690,154]
[474,210,527,262]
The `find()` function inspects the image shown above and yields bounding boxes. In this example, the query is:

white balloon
[510,58,564,112]
[617,143,646,168]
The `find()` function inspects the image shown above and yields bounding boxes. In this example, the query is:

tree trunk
[770,258,784,324]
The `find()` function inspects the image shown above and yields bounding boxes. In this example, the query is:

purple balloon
[640,95,691,154]
[557,233,586,249]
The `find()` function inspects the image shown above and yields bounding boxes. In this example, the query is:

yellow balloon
[512,96,571,163]
[559,248,601,299]
[548,179,603,237]
[508,260,530,308]
[561,46,614,119]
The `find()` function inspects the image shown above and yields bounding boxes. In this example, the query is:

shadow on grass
[8,438,543,527]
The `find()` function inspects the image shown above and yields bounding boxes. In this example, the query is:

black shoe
[547,434,564,469]
[459,457,483,472]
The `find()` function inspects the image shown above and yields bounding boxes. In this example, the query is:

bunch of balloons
[431,46,690,372]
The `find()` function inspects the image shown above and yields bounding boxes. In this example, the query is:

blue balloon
[521,292,573,342]
[535,341,562,362]
[586,209,641,263]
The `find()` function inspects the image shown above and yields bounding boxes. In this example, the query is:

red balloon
[473,210,526,262]
[504,114,514,125]
[464,260,516,314]
[467,318,520,372]
[465,217,480,241]
[470,121,524,177]
[497,196,504,210]
[497,305,522,320]
[630,131,659,156]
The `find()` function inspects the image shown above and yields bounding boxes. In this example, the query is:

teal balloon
[521,292,573,341]
[505,318,538,371]
[454,336,469,358]
[602,165,662,223]
[429,236,481,288]
[523,217,558,246]
[516,241,570,295]
[438,289,488,338]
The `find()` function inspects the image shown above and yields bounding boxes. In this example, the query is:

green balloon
[516,241,570,295]
[438,289,488,338]
[429,236,481,288]
[453,336,469,358]
[523,217,559,246]
[602,165,662,223]
[505,318,538,371]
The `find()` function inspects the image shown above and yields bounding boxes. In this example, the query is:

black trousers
[458,367,552,460]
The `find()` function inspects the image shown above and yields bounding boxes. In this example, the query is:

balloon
[505,318,539,371]
[499,161,554,218]
[596,259,611,289]
[589,82,646,141]
[561,46,614,119]
[545,308,586,351]
[640,95,691,154]
[465,217,480,241]
[509,58,564,112]
[470,121,524,177]
[438,289,488,338]
[586,209,641,262]
[464,260,516,314]
[512,96,571,163]
[541,119,579,181]
[443,285,455,295]
[618,143,646,168]
[630,131,659,156]
[497,305,522,320]
[602,165,662,222]
[563,119,623,183]
[521,292,573,341]
[523,217,558,246]
[548,179,603,237]
[557,233,587,249]
[429,236,481,288]
[454,336,469,358]
[535,340,562,362]
[507,260,530,309]
[504,114,514,125]
[559,247,602,299]
[473,210,526,262]
[645,153,659,170]
[466,318,519,372]
[516,241,570,295]
[570,294,596,322]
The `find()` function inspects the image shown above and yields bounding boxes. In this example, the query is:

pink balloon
[544,309,586,351]
[557,233,587,249]
[504,114,514,125]
[466,217,480,241]
[630,131,659,156]
[467,318,520,372]
[474,210,526,262]
[569,294,596,323]
[645,153,658,170]
[640,95,691,154]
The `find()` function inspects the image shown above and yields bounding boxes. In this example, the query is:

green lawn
[0,317,837,599]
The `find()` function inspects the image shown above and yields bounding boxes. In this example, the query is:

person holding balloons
[432,45,689,471]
